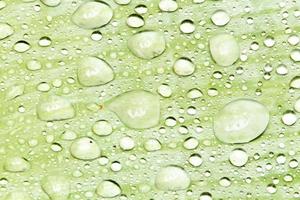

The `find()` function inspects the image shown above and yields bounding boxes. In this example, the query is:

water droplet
[213,99,269,144]
[229,148,248,167]
[180,20,195,34]
[126,14,144,28]
[60,130,77,140]
[281,111,297,126]
[92,120,113,136]
[264,36,275,47]
[111,161,122,172]
[159,0,178,12]
[134,4,147,14]
[70,137,100,160]
[91,31,102,41]
[41,0,61,7]
[183,137,199,150]
[50,143,63,152]
[38,36,52,47]
[41,176,70,200]
[276,154,286,164]
[0,23,13,40]
[209,34,240,66]
[276,64,288,75]
[187,88,203,99]
[288,34,299,46]
[26,59,42,71]
[199,192,213,200]
[219,177,231,187]
[127,31,166,59]
[290,49,300,62]
[144,138,161,152]
[72,1,113,29]
[211,10,230,26]
[188,154,203,167]
[157,84,172,97]
[173,57,195,76]
[290,76,300,89]
[119,136,135,150]
[36,95,75,121]
[37,82,50,92]
[4,156,30,172]
[155,166,190,191]
[266,184,277,194]
[96,180,121,198]
[77,56,114,87]
[13,41,31,53]
[114,0,131,5]
[107,90,160,129]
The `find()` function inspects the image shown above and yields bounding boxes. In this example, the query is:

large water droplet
[211,10,230,26]
[41,0,61,7]
[290,76,300,89]
[106,90,160,129]
[41,176,70,200]
[70,137,100,160]
[92,120,113,136]
[229,148,248,167]
[209,33,240,66]
[173,57,195,76]
[159,0,178,12]
[127,31,166,60]
[13,40,31,53]
[155,166,190,191]
[96,180,121,198]
[36,95,75,121]
[72,1,113,29]
[77,56,114,87]
[213,99,269,143]
[4,156,30,172]
[144,138,161,152]
[126,14,144,28]
[0,23,13,40]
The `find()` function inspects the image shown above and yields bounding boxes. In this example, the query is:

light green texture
[0,0,300,199]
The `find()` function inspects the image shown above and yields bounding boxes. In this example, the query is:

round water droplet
[41,0,61,7]
[229,148,248,167]
[199,192,213,200]
[26,59,42,71]
[213,99,269,144]
[219,177,231,187]
[91,31,102,41]
[264,36,275,47]
[211,10,230,26]
[0,23,13,40]
[70,137,100,160]
[4,191,32,200]
[144,138,161,152]
[72,1,113,29]
[288,34,299,46]
[127,31,166,60]
[4,156,30,172]
[119,136,135,150]
[77,56,114,87]
[61,130,77,140]
[111,161,122,172]
[41,176,70,200]
[266,184,277,194]
[13,41,31,53]
[107,90,160,129]
[188,154,203,167]
[92,120,113,136]
[173,57,195,76]
[36,95,75,121]
[38,36,52,47]
[126,14,144,28]
[159,0,178,12]
[37,82,50,92]
[187,88,203,99]
[180,20,195,34]
[183,137,199,150]
[114,0,131,5]
[96,180,121,198]
[135,4,147,14]
[157,84,172,97]
[290,49,300,62]
[209,34,240,66]
[155,166,190,191]
[281,111,297,126]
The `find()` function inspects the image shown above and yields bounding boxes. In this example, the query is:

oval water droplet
[180,19,195,34]
[127,31,166,60]
[155,166,190,191]
[13,40,31,53]
[144,138,161,152]
[36,95,75,121]
[173,57,195,76]
[41,0,61,7]
[290,49,300,62]
[41,176,70,200]
[38,36,52,47]
[72,1,113,29]
[213,99,269,144]
[229,148,248,167]
[96,180,121,198]
[211,10,230,26]
[77,56,114,87]
[281,111,297,126]
[290,76,300,89]
[26,59,42,71]
[106,90,160,129]
[70,137,100,160]
[4,156,30,172]
[119,136,135,150]
[126,14,144,28]
[159,0,178,12]
[209,33,240,66]
[92,120,113,136]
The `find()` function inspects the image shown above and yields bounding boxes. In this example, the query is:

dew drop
[70,137,100,160]
[96,180,121,198]
[211,10,230,26]
[173,57,195,76]
[229,148,248,167]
